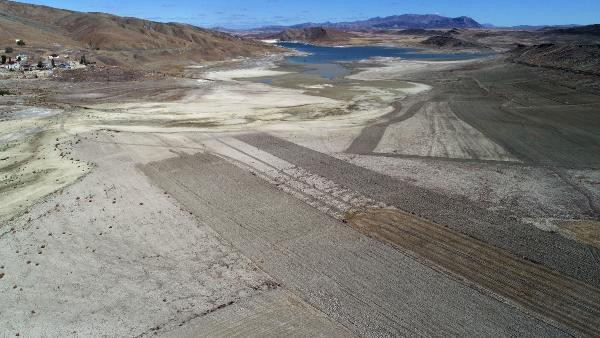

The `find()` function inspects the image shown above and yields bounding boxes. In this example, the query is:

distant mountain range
[237,14,482,33]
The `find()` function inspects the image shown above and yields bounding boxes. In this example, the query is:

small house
[7,61,22,71]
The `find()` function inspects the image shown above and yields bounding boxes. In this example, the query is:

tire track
[346,208,600,337]
[346,96,427,154]
[207,136,600,336]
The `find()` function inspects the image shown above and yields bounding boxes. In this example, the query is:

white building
[7,62,22,71]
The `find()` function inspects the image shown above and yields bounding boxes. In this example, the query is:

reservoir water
[277,42,487,79]
[279,42,485,64]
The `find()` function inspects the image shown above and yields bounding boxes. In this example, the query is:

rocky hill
[509,43,600,75]
[546,24,600,37]
[389,29,448,36]
[273,27,354,42]
[420,35,488,50]
[0,0,275,70]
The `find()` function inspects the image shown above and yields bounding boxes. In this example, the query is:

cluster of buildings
[1,52,85,73]
[2,54,32,71]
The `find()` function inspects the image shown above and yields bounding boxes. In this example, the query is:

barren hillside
[0,0,276,70]
[273,27,355,43]
[421,35,489,50]
[510,43,600,75]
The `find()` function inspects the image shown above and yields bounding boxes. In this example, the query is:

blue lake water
[278,42,485,64]
[276,42,486,80]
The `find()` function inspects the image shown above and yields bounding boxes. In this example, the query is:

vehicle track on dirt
[346,208,600,337]
[346,96,427,154]
[238,132,600,286]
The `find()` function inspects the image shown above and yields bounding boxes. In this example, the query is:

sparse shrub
[80,54,87,65]
[1,55,5,64]
[37,60,44,69]
[51,59,55,68]
[16,40,25,46]
[0,89,10,96]
[4,47,13,53]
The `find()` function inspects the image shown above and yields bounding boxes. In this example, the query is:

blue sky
[19,0,600,29]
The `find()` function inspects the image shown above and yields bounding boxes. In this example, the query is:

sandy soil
[347,58,478,80]
[0,107,93,228]
[374,101,517,161]
[0,132,277,336]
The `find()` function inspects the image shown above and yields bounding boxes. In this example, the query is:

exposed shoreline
[2,50,600,336]
[0,53,448,225]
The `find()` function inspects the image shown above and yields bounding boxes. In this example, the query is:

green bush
[0,89,10,96]
[1,55,6,64]
[16,40,25,46]
[4,47,13,53]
